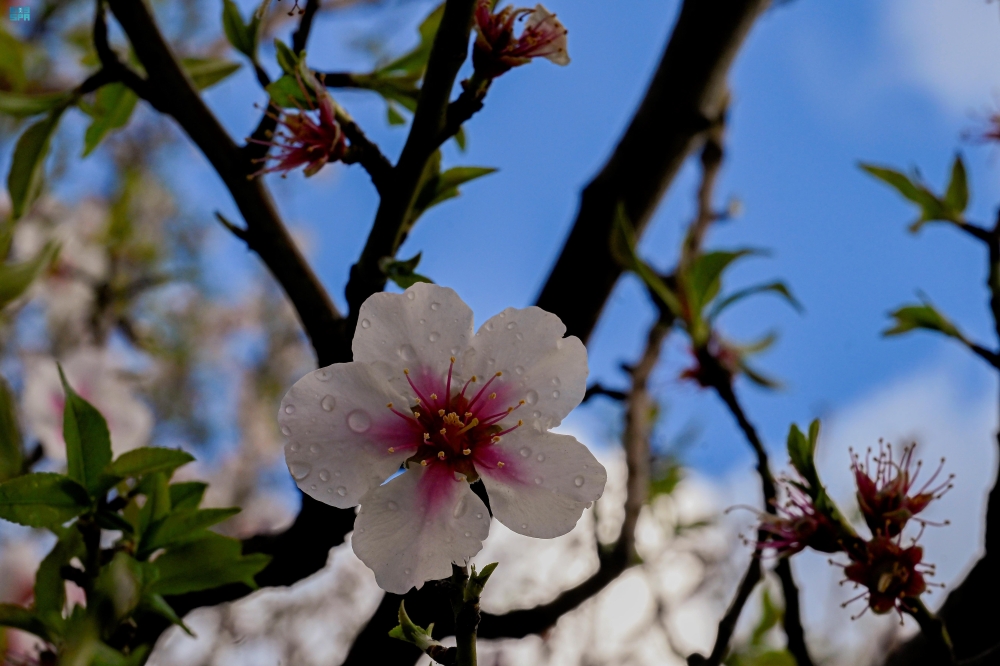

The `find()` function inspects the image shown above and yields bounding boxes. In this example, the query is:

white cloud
[887,0,1000,113]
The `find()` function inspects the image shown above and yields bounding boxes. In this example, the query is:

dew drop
[476,513,483,519]
[388,501,399,511]
[281,426,291,436]
[289,462,312,480]
[506,321,517,330]
[487,357,496,365]
[315,369,331,382]
[499,312,506,318]
[552,377,561,386]
[515,366,525,375]
[429,332,440,342]
[406,291,416,300]
[552,390,561,399]
[310,484,317,490]
[574,476,585,487]
[430,302,441,311]
[534,477,543,485]
[347,410,372,433]
[398,344,417,362]
[516,333,523,341]
[525,390,539,405]
[289,442,301,452]
[536,453,546,462]
[361,319,371,329]
[532,411,541,418]
[309,444,320,453]
[453,496,469,519]
[321,395,336,412]
[519,447,532,458]
[335,470,342,477]
[337,486,347,496]
[419,318,426,324]
[404,568,412,575]
[450,347,460,356]
[284,404,296,414]
[520,524,528,530]
[464,531,472,537]
[319,470,331,482]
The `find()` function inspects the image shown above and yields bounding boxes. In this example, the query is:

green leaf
[0,604,49,640]
[410,162,497,225]
[139,507,240,557]
[738,362,782,390]
[34,526,84,630]
[860,162,953,232]
[708,281,802,322]
[884,303,966,341]
[944,154,969,216]
[786,423,814,483]
[649,462,683,499]
[107,447,194,481]
[389,600,441,651]
[82,83,139,157]
[140,593,192,635]
[149,533,270,596]
[386,101,407,126]
[265,73,314,108]
[222,0,255,57]
[610,204,683,317]
[169,481,207,511]
[137,472,171,536]
[683,249,757,314]
[454,126,467,151]
[182,57,242,90]
[96,509,135,534]
[274,39,300,76]
[59,365,113,495]
[379,252,433,289]
[0,26,27,92]
[0,241,59,310]
[0,376,23,482]
[376,3,444,77]
[0,90,70,118]
[7,105,67,220]
[94,552,144,621]
[0,473,90,528]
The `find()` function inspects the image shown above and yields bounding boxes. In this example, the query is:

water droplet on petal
[310,484,317,490]
[319,469,331,482]
[361,319,371,329]
[574,476,585,487]
[289,442,300,452]
[388,501,399,511]
[476,513,483,519]
[552,377,561,386]
[404,568,412,575]
[534,477,543,485]
[398,344,417,361]
[430,302,441,311]
[450,347,460,355]
[499,312,506,318]
[419,318,426,324]
[516,332,523,341]
[552,390,561,399]
[485,322,495,331]
[536,454,546,462]
[315,369,331,382]
[321,395,336,411]
[515,366,524,375]
[453,496,469,518]
[525,390,539,405]
[289,462,312,480]
[347,410,372,433]
[281,426,291,436]
[520,523,528,530]
[309,444,320,453]
[506,321,517,330]
[406,291,416,300]
[532,411,541,418]
[488,357,496,365]
[337,486,347,496]
[284,404,295,414]
[429,332,440,342]
[520,447,532,458]
[464,531,472,537]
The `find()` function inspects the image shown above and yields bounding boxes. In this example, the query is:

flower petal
[352,464,490,594]
[353,284,475,380]
[468,306,587,430]
[476,429,606,538]
[280,362,416,509]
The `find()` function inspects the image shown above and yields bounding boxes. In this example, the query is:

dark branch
[687,555,763,666]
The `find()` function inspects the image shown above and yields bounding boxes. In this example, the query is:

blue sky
[34,0,1000,476]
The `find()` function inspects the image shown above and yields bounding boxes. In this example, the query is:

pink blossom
[279,284,606,593]
[252,91,347,178]
[473,1,569,78]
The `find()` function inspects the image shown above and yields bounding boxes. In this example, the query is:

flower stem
[902,597,954,665]
[450,563,498,666]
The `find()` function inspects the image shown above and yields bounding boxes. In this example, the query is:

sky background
[17,0,1000,629]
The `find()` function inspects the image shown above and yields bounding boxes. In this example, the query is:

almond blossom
[279,283,606,593]
[473,1,570,79]
[22,347,153,461]
[251,86,347,178]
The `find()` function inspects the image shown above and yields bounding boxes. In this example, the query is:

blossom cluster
[757,440,952,617]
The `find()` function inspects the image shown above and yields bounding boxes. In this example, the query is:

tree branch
[687,555,763,666]
[535,0,770,342]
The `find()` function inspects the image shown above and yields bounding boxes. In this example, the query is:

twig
[688,555,763,666]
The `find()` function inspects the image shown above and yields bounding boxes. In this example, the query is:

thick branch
[535,0,770,342]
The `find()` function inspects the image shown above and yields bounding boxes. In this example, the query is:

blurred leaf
[944,154,969,215]
[266,73,313,108]
[0,376,23,482]
[0,604,49,641]
[0,26,27,91]
[0,90,70,118]
[96,508,135,534]
[7,105,67,220]
[376,3,444,78]
[222,0,255,58]
[649,462,683,499]
[379,252,433,289]
[137,472,171,536]
[750,589,782,646]
[386,101,406,125]
[884,303,965,341]
[59,365,113,495]
[107,447,194,481]
[168,481,207,511]
[139,507,240,557]
[34,526,84,631]
[182,57,242,90]
[454,126,467,151]
[140,593,191,635]
[610,204,683,317]
[149,533,270,595]
[708,281,802,322]
[786,423,814,483]
[860,163,958,232]
[0,473,90,528]
[683,250,757,314]
[274,39,300,76]
[739,362,782,389]
[94,552,144,622]
[0,241,59,310]
[82,83,139,157]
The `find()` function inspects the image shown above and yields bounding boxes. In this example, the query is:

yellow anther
[464,412,473,419]
[470,375,477,382]
[386,402,393,408]
[440,428,448,436]
[497,461,505,468]
[413,411,421,419]
[517,420,523,426]
[430,393,438,400]
[462,448,472,455]
[450,356,456,363]
[491,436,501,444]
[518,399,525,406]
[495,372,503,377]
[420,460,429,466]
[438,451,446,459]
[457,418,479,435]
[489,392,497,400]
[415,398,421,404]
[423,432,430,441]
[438,409,446,417]
[506,407,514,414]
[403,368,410,375]
[388,447,395,453]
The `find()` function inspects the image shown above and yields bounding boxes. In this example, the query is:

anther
[430,393,438,400]
[495,372,503,377]
[438,409,446,417]
[450,356,456,363]
[386,403,393,408]
[497,461,505,468]
[457,418,480,435]
[388,447,395,453]
[423,433,430,441]
[420,460,429,466]
[438,451,446,460]
[465,412,473,419]
[492,436,501,444]
[404,369,410,375]
[440,428,447,436]
[518,399,525,406]
[413,411,421,419]
[462,448,471,455]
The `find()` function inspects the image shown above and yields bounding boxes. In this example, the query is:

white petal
[527,4,570,66]
[477,429,606,538]
[353,284,475,381]
[352,464,491,594]
[280,362,415,509]
[468,306,587,430]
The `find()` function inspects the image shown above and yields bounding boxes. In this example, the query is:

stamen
[467,372,503,412]
[438,451,447,460]
[413,411,421,419]
[446,357,455,408]
[440,428,448,436]
[497,461,505,468]
[423,433,430,441]
[462,448,472,455]
[420,460,429,466]
[403,369,433,406]
[495,420,523,438]
[456,418,480,435]
[387,403,418,424]
[491,436,501,444]
[438,409,446,417]
[388,447,395,453]
[430,393,438,400]
[489,392,497,400]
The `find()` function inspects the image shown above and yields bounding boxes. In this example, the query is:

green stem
[903,598,954,665]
